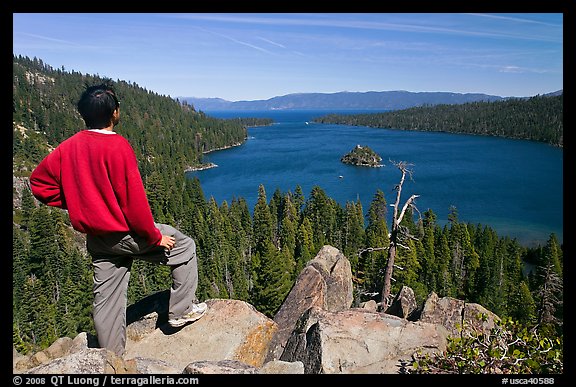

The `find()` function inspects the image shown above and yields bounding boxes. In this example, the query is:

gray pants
[86,223,199,356]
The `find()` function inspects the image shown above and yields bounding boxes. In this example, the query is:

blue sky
[13,13,563,101]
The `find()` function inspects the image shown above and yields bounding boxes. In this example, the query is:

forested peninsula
[12,55,562,371]
[314,95,563,147]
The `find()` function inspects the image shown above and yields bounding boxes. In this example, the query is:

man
[30,82,207,356]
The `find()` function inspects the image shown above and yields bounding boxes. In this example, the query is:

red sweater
[30,130,162,246]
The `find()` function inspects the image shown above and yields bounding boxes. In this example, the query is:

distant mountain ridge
[178,90,562,112]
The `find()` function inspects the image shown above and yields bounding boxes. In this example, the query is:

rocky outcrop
[265,245,353,362]
[13,333,99,373]
[385,285,418,319]
[419,291,500,336]
[125,298,277,370]
[24,348,137,374]
[14,245,501,374]
[280,307,448,374]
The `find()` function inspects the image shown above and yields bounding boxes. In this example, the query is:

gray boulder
[280,306,448,374]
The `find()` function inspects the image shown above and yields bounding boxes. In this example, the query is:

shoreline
[202,140,244,154]
[185,139,246,172]
[185,163,218,172]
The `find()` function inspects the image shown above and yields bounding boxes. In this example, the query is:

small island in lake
[340,145,383,167]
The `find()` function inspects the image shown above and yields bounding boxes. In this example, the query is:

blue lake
[187,110,563,247]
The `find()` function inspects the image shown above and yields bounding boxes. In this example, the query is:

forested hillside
[314,95,563,147]
[12,55,563,367]
[12,55,266,177]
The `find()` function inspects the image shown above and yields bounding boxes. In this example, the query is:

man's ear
[112,108,120,125]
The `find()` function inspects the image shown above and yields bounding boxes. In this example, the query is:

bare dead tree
[381,160,420,308]
[535,259,563,329]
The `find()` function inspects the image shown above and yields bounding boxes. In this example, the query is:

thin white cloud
[256,37,286,49]
[465,13,562,28]
[500,65,523,73]
[170,13,561,43]
[15,32,87,47]
[498,65,549,74]
[195,26,276,55]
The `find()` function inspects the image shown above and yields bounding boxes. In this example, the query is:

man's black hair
[77,82,119,129]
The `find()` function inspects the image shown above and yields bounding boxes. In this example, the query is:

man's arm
[113,142,162,246]
[30,150,66,208]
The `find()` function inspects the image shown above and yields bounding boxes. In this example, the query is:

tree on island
[341,145,382,167]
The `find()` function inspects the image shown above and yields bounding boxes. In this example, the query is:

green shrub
[409,317,563,374]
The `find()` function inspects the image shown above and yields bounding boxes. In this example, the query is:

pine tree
[508,280,536,325]
[460,224,481,300]
[28,205,59,279]
[201,197,228,298]
[66,249,95,334]
[13,322,32,355]
[342,200,365,272]
[250,185,293,317]
[19,185,37,230]
[250,184,274,306]
[472,225,500,310]
[303,186,337,251]
[360,190,389,297]
[218,200,242,300]
[269,188,284,247]
[483,237,510,316]
[448,222,480,300]
[13,225,29,317]
[502,238,527,318]
[295,216,314,276]
[49,208,73,305]
[292,185,305,215]
[145,171,169,223]
[59,276,82,338]
[253,184,274,257]
[227,197,251,301]
[434,227,454,297]
[279,194,298,280]
[419,209,437,292]
[20,275,58,352]
[251,244,293,318]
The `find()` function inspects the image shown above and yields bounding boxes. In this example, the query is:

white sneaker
[168,302,208,327]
